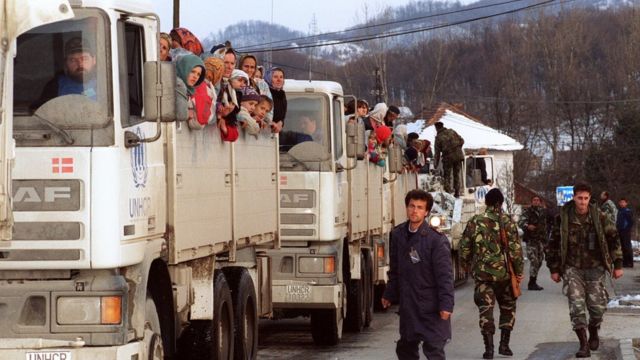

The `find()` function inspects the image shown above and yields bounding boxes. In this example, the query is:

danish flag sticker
[52,157,74,174]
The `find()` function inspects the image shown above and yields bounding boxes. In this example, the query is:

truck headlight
[430,216,442,227]
[57,296,122,325]
[299,256,335,274]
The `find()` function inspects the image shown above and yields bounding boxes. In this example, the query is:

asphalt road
[257,263,639,360]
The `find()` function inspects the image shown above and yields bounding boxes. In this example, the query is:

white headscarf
[369,103,388,125]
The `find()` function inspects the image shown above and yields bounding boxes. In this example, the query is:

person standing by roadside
[460,188,524,359]
[382,189,454,360]
[433,122,464,197]
[547,182,623,358]
[617,197,634,268]
[518,195,547,291]
[600,191,618,225]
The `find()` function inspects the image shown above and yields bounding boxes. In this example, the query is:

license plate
[285,284,311,301]
[26,351,71,360]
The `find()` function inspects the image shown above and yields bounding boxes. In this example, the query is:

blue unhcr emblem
[131,127,148,188]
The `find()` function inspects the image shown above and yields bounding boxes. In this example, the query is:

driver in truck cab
[34,37,97,108]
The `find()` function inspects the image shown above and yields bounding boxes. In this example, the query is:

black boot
[498,329,513,356]
[575,328,591,358]
[527,276,543,290]
[482,332,494,359]
[588,325,600,351]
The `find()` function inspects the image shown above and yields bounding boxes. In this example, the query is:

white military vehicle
[2,1,279,359]
[266,80,416,345]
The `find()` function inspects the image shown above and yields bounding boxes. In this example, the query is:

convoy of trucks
[0,2,507,360]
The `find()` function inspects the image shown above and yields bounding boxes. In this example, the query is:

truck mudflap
[0,340,143,360]
[272,281,341,310]
[376,264,389,284]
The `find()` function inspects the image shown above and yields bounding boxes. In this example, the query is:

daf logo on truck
[12,180,81,211]
[280,190,316,208]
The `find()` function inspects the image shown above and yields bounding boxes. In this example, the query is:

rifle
[498,211,522,298]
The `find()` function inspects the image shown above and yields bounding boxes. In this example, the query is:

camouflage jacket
[434,128,464,165]
[460,207,524,282]
[600,199,618,225]
[518,205,547,244]
[547,200,622,274]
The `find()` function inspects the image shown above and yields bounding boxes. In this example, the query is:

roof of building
[406,102,523,152]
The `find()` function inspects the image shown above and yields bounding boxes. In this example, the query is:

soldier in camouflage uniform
[547,182,623,358]
[518,195,547,291]
[433,122,464,197]
[599,191,618,225]
[460,188,524,359]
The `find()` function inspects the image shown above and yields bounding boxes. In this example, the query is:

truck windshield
[12,8,113,147]
[279,93,332,172]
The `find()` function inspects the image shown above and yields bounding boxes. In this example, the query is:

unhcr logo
[131,127,148,188]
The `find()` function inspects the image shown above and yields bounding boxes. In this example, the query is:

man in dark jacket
[382,189,454,360]
[616,197,634,268]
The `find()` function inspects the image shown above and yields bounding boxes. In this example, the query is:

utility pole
[372,67,384,104]
[307,14,318,81]
[173,0,179,28]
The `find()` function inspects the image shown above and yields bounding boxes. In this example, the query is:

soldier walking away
[547,182,623,358]
[460,188,524,359]
[599,191,618,225]
[616,197,634,268]
[382,189,455,360]
[433,122,464,197]
[518,195,547,290]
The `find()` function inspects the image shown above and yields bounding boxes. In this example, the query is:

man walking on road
[382,189,455,360]
[599,191,618,225]
[433,122,464,197]
[617,197,634,268]
[518,195,547,291]
[547,182,623,358]
[460,188,524,359]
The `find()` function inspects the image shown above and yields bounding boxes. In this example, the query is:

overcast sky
[152,0,474,40]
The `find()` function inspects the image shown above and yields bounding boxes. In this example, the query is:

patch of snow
[608,294,640,309]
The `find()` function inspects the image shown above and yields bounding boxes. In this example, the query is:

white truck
[2,1,279,359]
[267,80,417,345]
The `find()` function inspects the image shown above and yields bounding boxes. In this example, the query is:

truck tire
[179,271,234,360]
[373,284,386,312]
[310,307,343,346]
[363,251,373,328]
[230,270,258,360]
[145,295,164,360]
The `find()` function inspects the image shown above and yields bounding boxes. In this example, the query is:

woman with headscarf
[169,28,203,56]
[264,67,287,133]
[204,56,237,141]
[364,103,388,132]
[239,54,272,125]
[175,54,211,129]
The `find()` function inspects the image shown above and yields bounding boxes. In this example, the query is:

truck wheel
[144,295,164,360]
[363,252,373,328]
[231,270,258,360]
[345,253,365,332]
[180,271,234,360]
[310,307,343,346]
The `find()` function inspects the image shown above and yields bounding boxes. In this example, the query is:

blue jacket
[616,207,634,233]
[383,221,454,342]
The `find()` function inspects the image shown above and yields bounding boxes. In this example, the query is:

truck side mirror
[346,121,366,160]
[143,61,177,122]
[388,145,403,174]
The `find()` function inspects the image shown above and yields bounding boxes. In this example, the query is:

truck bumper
[272,281,341,310]
[0,340,142,360]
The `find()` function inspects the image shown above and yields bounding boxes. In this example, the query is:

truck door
[0,0,74,239]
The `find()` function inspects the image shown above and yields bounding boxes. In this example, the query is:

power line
[241,0,566,53]
[237,0,534,51]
